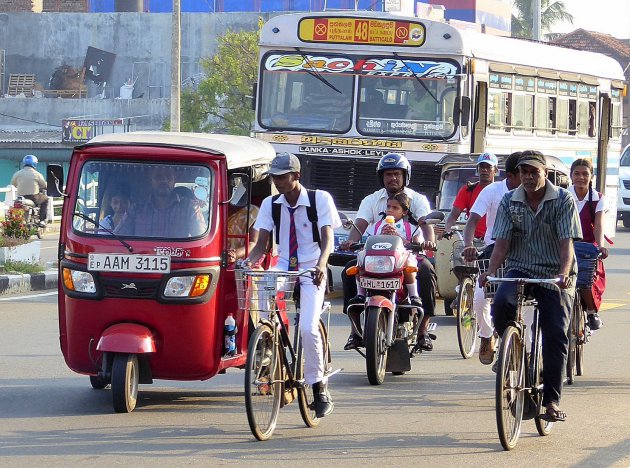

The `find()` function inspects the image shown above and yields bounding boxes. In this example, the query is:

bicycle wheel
[365,306,388,385]
[297,319,329,428]
[566,297,578,385]
[530,330,554,437]
[575,301,586,377]
[456,276,478,359]
[244,324,281,441]
[496,326,525,451]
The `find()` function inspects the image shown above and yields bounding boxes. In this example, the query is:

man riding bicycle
[480,151,582,422]
[339,152,437,352]
[245,152,341,418]
[11,154,49,227]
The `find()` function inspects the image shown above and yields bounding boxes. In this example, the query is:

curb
[0,269,58,296]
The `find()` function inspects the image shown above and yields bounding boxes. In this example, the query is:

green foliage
[1,260,44,274]
[1,208,32,240]
[182,29,259,135]
[511,0,573,39]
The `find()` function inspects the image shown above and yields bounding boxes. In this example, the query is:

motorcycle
[341,211,444,385]
[13,195,45,239]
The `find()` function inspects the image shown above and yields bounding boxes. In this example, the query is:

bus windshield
[73,161,212,240]
[258,52,459,138]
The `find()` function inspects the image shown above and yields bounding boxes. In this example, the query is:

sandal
[539,403,566,422]
[416,334,433,351]
[344,333,362,351]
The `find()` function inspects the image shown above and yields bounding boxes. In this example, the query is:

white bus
[254,11,626,235]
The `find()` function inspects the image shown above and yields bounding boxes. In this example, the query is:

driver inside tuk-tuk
[115,166,205,238]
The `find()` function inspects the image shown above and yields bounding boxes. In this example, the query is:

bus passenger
[480,151,582,422]
[339,153,438,352]
[568,158,609,330]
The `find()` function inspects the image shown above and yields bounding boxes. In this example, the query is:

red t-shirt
[453,183,486,239]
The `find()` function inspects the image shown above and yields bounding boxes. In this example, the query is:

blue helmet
[22,154,38,168]
[377,153,411,187]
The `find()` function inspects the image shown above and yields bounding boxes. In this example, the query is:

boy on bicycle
[480,151,582,422]
[245,152,341,418]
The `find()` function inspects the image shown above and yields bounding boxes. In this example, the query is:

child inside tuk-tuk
[99,183,131,232]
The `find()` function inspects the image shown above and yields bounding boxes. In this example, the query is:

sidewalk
[0,223,59,296]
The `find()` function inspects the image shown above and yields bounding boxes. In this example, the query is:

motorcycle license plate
[359,277,401,290]
[88,253,171,273]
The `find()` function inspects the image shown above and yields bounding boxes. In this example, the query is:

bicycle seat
[16,197,36,207]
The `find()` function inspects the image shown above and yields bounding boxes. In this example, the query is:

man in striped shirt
[481,151,582,422]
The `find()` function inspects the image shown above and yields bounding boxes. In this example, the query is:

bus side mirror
[47,164,66,197]
[454,96,471,126]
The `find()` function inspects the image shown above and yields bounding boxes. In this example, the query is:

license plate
[88,254,171,273]
[359,277,401,290]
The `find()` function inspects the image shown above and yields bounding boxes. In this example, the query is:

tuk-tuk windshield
[73,161,212,239]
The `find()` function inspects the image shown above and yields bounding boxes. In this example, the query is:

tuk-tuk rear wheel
[111,353,139,413]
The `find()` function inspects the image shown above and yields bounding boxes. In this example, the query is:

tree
[511,0,573,40]
[181,29,259,135]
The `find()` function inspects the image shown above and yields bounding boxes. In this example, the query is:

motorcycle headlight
[63,268,96,294]
[364,255,395,274]
[164,275,210,297]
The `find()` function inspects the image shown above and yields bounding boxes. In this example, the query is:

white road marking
[0,291,58,301]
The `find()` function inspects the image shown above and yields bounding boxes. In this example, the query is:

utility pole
[532,0,542,41]
[170,0,181,131]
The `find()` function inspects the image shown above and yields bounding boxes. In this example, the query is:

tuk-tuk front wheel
[111,353,139,413]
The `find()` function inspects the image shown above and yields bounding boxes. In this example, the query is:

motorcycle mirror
[424,210,445,225]
[339,212,354,231]
[47,164,67,197]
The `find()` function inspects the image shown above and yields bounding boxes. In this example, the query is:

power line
[0,112,61,128]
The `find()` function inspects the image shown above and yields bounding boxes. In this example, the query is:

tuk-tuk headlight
[164,275,210,297]
[364,255,395,274]
[63,268,96,294]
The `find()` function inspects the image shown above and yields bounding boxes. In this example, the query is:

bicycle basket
[235,270,299,314]
[574,242,599,289]
[484,265,505,301]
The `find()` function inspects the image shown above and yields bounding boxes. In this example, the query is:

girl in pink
[351,192,422,307]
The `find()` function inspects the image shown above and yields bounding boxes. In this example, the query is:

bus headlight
[63,268,96,294]
[164,275,210,297]
[364,256,395,274]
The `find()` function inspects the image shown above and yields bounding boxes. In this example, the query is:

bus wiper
[393,52,439,104]
[73,211,134,253]
[295,47,342,94]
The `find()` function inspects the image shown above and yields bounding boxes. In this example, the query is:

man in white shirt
[246,152,341,418]
[339,153,437,351]
[462,151,522,364]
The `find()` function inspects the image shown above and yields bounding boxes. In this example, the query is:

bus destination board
[298,17,426,47]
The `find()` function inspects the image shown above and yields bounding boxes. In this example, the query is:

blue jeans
[491,269,574,406]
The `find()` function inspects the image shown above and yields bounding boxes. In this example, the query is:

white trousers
[474,282,494,338]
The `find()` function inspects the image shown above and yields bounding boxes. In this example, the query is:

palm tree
[511,0,573,39]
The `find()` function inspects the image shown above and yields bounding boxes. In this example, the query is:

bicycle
[236,269,337,441]
[486,275,560,451]
[445,229,485,359]
[566,242,601,384]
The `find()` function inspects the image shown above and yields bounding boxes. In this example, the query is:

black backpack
[271,189,320,246]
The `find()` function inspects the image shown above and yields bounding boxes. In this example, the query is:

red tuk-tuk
[50,132,276,412]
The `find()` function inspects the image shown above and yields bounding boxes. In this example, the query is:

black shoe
[38,221,47,228]
[409,296,422,307]
[344,333,362,351]
[588,312,602,330]
[348,295,365,305]
[312,381,334,418]
[416,334,433,351]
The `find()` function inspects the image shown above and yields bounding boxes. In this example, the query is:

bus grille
[304,156,441,211]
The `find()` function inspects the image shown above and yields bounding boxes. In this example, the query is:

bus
[254,11,626,236]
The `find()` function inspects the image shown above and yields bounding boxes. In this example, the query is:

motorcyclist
[339,153,438,351]
[11,155,49,227]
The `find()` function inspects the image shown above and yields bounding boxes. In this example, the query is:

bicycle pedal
[325,368,343,378]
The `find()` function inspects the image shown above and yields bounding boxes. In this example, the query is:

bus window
[578,101,590,136]
[356,59,459,139]
[488,91,509,131]
[536,96,550,134]
[556,99,569,133]
[513,94,533,132]
[568,99,577,135]
[549,97,557,135]
[612,101,622,139]
[258,52,354,133]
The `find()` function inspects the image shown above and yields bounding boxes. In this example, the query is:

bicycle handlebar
[486,276,561,288]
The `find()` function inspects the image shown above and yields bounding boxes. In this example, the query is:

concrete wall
[0,12,267,128]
